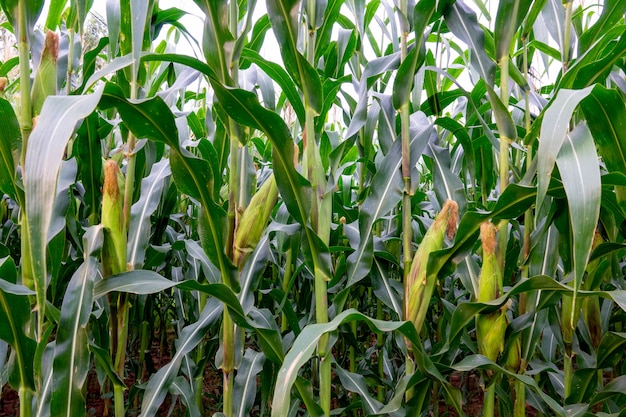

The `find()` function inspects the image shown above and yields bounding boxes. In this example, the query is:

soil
[0,336,223,417]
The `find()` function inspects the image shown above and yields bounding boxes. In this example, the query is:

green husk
[233,173,278,268]
[405,200,458,333]
[31,30,58,117]
[102,160,126,276]
[476,222,507,363]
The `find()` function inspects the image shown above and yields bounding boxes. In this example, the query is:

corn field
[1,0,626,416]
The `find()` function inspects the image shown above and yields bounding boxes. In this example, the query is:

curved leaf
[555,123,601,325]
[24,87,103,333]
[271,309,462,417]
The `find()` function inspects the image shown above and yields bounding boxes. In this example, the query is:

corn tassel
[405,200,458,333]
[102,160,126,276]
[476,222,507,363]
[233,173,278,268]
[31,30,58,117]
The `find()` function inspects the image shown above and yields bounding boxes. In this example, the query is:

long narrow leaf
[50,226,103,417]
[24,87,103,333]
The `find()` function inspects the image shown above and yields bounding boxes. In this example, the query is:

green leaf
[555,123,601,318]
[24,87,103,335]
[233,349,265,417]
[271,309,462,417]
[0,264,36,390]
[597,332,626,369]
[93,271,248,328]
[100,81,238,291]
[266,0,323,113]
[536,86,594,217]
[0,0,44,42]
[169,376,201,417]
[578,0,626,54]
[44,0,66,30]
[194,0,233,84]
[494,0,533,61]
[130,0,149,85]
[391,0,434,109]
[581,86,626,214]
[74,112,105,222]
[50,226,103,417]
[453,354,565,416]
[444,0,496,85]
[335,365,384,415]
[128,159,171,269]
[0,97,21,202]
[240,47,305,124]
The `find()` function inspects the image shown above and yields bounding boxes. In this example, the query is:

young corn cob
[405,200,458,333]
[233,173,278,269]
[0,77,7,96]
[102,160,126,276]
[476,222,507,363]
[31,30,58,117]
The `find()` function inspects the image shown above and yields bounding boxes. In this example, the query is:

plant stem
[484,383,495,417]
[19,386,33,417]
[562,0,574,71]
[223,309,235,417]
[514,379,526,417]
[564,352,573,400]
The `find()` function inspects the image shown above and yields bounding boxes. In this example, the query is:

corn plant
[2,0,626,416]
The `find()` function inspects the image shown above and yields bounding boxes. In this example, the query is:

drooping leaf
[535,86,594,217]
[271,309,462,417]
[24,87,103,334]
[555,123,601,325]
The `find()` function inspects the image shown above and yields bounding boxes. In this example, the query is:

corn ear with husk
[102,160,126,276]
[31,30,58,117]
[476,222,507,363]
[0,77,7,96]
[233,173,278,268]
[405,200,458,333]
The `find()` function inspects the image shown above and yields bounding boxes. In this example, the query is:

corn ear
[0,77,7,96]
[504,333,521,373]
[582,229,605,349]
[233,174,278,268]
[476,222,507,363]
[102,160,126,276]
[31,30,58,117]
[405,200,458,332]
